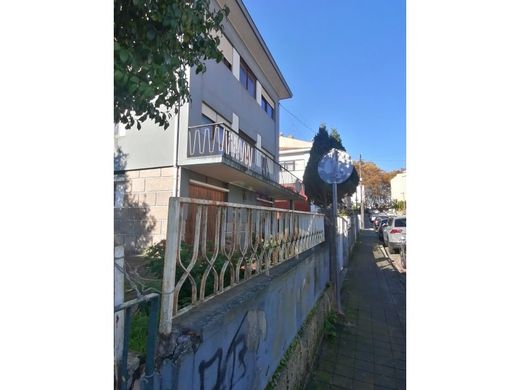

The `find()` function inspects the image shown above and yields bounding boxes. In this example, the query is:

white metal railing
[187,123,304,194]
[159,197,325,335]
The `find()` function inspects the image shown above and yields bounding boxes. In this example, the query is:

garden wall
[152,242,330,390]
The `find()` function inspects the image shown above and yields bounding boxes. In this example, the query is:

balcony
[182,123,304,200]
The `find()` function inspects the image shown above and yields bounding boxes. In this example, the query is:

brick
[118,221,135,235]
[139,168,162,178]
[145,176,173,192]
[152,234,167,244]
[148,220,162,235]
[130,178,145,193]
[155,191,172,206]
[114,235,125,246]
[138,193,156,206]
[125,235,137,248]
[162,221,170,235]
[125,170,140,178]
[148,206,169,220]
[161,167,174,176]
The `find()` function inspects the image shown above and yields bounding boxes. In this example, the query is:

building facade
[114,0,304,253]
[275,134,313,211]
[391,171,407,202]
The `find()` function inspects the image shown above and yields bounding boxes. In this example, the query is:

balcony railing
[187,123,303,194]
[159,197,325,335]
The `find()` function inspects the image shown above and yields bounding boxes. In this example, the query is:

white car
[383,216,406,254]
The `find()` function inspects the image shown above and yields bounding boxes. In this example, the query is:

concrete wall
[337,215,359,275]
[267,285,334,390]
[153,243,330,390]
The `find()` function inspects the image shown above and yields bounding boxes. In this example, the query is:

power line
[279,103,315,135]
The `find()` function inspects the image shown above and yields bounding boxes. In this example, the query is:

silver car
[383,216,406,254]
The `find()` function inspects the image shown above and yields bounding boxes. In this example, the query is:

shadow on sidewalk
[306,230,406,390]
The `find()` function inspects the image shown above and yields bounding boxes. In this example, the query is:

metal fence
[114,293,159,390]
[159,197,325,335]
[187,123,304,193]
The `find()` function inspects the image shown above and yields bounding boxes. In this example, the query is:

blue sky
[243,0,406,171]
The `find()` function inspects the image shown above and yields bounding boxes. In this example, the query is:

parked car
[383,216,406,254]
[399,233,406,269]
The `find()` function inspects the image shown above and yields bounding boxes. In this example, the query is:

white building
[391,171,406,202]
[277,134,313,211]
[350,183,365,207]
[278,134,313,180]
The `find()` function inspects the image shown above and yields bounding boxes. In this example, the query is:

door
[185,182,226,246]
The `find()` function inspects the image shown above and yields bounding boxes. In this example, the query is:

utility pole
[359,154,364,229]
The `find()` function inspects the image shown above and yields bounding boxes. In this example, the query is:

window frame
[282,160,296,171]
[239,59,257,98]
[261,96,275,119]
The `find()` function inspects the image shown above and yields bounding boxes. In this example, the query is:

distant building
[391,171,406,202]
[350,184,365,207]
[276,134,313,211]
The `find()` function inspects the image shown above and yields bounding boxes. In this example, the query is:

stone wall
[114,167,174,254]
[152,242,331,390]
[266,285,334,390]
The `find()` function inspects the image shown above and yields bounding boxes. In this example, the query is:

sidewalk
[306,229,406,390]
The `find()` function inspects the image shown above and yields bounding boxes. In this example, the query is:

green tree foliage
[303,125,359,209]
[114,0,229,130]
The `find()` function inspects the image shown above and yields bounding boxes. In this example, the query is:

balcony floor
[181,156,304,200]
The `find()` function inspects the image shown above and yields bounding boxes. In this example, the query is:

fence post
[114,245,125,371]
[159,197,181,338]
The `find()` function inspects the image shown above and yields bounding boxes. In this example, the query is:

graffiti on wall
[199,310,266,390]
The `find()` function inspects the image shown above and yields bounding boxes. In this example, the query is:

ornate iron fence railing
[159,198,325,335]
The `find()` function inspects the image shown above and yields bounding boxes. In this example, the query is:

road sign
[318,148,354,184]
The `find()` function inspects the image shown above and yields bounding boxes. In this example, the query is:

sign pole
[332,150,343,313]
[318,148,353,316]
[332,180,343,313]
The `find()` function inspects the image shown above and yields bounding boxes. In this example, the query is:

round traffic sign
[318,148,354,184]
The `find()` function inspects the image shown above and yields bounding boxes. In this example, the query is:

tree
[303,125,359,209]
[114,0,229,130]
[354,161,401,208]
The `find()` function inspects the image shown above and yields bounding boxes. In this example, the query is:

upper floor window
[217,34,233,71]
[281,160,295,171]
[240,60,256,98]
[261,96,275,119]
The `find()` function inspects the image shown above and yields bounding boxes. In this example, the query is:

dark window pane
[395,219,406,227]
[223,58,232,70]
[267,105,273,118]
[247,76,255,97]
[240,66,247,88]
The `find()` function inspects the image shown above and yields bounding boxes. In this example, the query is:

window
[395,218,406,227]
[261,96,274,119]
[239,60,256,98]
[201,102,231,127]
[239,129,256,147]
[222,57,232,70]
[261,93,275,120]
[217,34,233,71]
[281,160,295,171]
